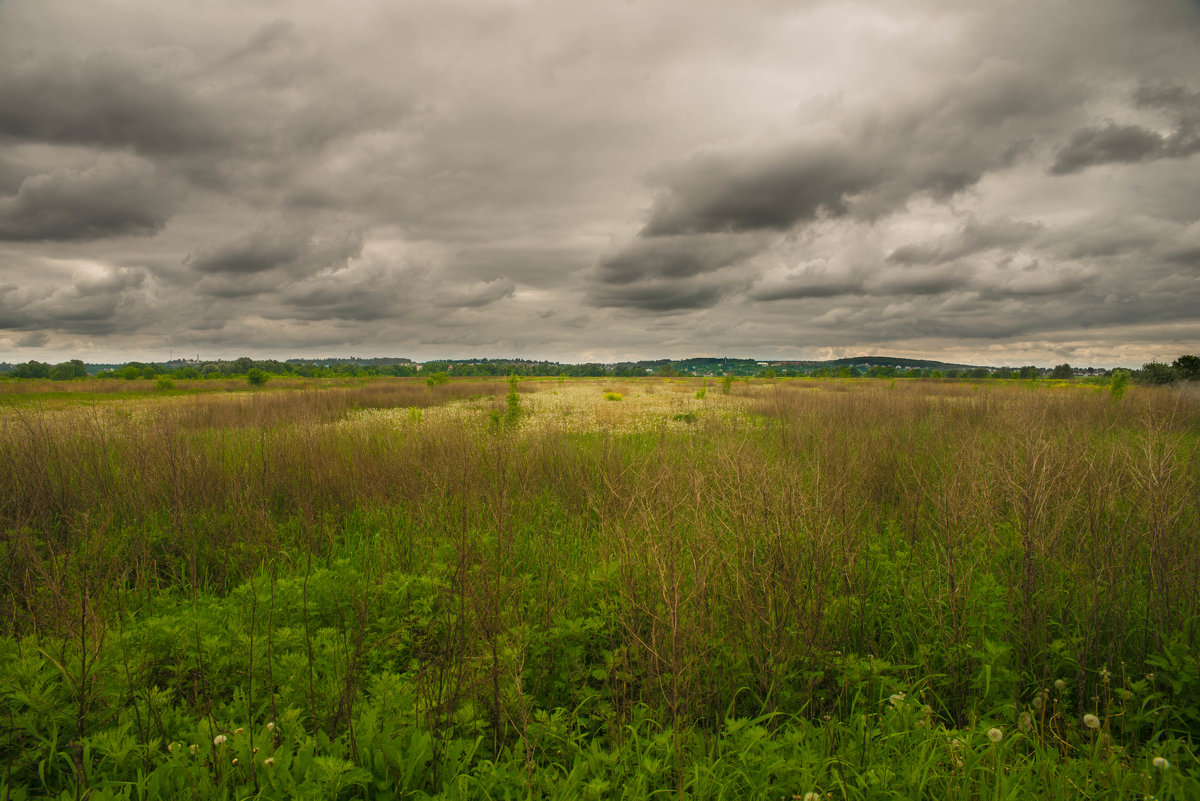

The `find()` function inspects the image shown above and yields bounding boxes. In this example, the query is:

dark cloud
[593,234,766,285]
[587,280,728,312]
[185,224,363,278]
[1052,81,1200,174]
[0,53,226,155]
[642,147,872,236]
[0,156,173,241]
[1050,123,1169,174]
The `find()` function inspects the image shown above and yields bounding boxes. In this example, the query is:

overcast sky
[1,0,1198,367]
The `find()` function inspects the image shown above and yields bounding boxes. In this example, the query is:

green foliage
[720,374,733,394]
[1174,354,1200,381]
[425,371,449,387]
[1110,368,1131,401]
[2,379,1199,797]
[1017,365,1040,379]
[603,391,623,401]
[1140,361,1178,385]
[246,368,269,386]
[155,375,176,391]
[1051,363,1073,379]
[695,377,707,399]
[505,374,521,425]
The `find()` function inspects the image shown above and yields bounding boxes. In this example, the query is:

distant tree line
[2,354,1197,383]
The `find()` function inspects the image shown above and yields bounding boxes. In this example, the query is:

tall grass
[1,378,1198,798]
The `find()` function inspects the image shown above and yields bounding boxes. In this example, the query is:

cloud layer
[1,0,1198,366]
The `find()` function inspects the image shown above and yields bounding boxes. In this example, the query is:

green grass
[1,377,1198,798]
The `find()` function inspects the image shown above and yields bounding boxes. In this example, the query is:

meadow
[1,375,1198,799]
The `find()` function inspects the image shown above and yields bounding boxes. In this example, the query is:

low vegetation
[1,376,1198,798]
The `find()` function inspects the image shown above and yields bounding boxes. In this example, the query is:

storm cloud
[0,0,1197,366]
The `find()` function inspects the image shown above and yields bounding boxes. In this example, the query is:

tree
[246,368,269,386]
[1050,363,1073,379]
[1017,366,1040,379]
[1172,354,1200,381]
[1139,362,1177,385]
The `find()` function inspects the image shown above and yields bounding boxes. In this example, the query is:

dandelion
[803,793,821,801]
[231,758,239,766]
[264,757,275,767]
[235,727,244,735]
[1152,756,1169,770]
[1032,693,1045,710]
[213,734,227,746]
[1018,712,1033,732]
[1083,714,1100,730]
[1054,679,1066,691]
[266,721,275,731]
[987,727,1003,743]
[1099,667,1111,683]
[189,744,198,754]
[888,692,906,707]
[168,742,177,752]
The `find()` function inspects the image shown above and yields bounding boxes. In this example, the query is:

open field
[2,377,1199,799]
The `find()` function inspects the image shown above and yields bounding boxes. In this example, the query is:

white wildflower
[1083,714,1100,730]
[987,727,1003,743]
[213,734,227,746]
[1152,757,1169,770]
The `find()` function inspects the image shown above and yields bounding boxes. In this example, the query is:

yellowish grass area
[346,378,766,434]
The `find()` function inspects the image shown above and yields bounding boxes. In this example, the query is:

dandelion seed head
[1054,679,1066,691]
[264,757,275,767]
[213,734,227,746]
[231,757,238,765]
[987,727,1003,743]
[1153,756,1169,770]
[234,727,244,735]
[266,721,275,731]
[1083,714,1100,729]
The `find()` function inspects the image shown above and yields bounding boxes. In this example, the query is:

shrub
[246,368,269,386]
[604,392,623,401]
[1109,368,1130,402]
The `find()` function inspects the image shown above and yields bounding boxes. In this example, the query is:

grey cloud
[587,280,727,312]
[1050,123,1168,174]
[186,224,363,279]
[863,266,969,296]
[435,278,516,308]
[1,266,150,335]
[280,271,406,321]
[642,68,1071,240]
[593,234,766,285]
[1052,82,1200,174]
[0,53,226,155]
[748,268,862,301]
[642,147,873,236]
[888,218,1044,265]
[0,156,173,241]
